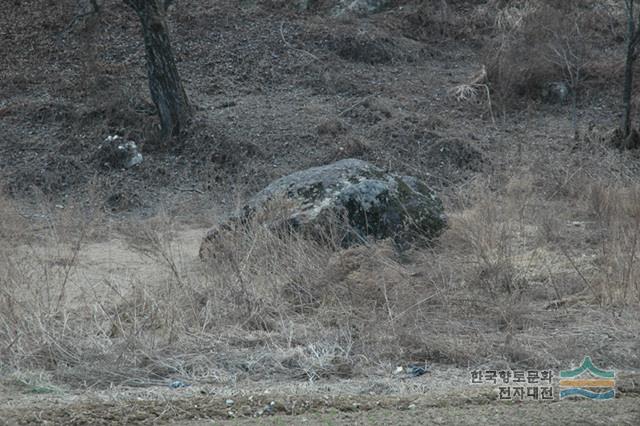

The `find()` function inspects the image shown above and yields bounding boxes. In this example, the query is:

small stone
[95,135,143,170]
[406,363,430,377]
[169,380,189,389]
[542,81,569,104]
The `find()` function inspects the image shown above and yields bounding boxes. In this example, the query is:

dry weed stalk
[483,1,599,112]
[589,184,640,304]
[543,17,588,137]
[448,65,496,126]
[2,172,638,388]
[493,0,537,33]
[279,21,319,62]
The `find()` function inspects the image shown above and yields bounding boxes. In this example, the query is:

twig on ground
[339,95,374,117]
[559,244,597,301]
[174,187,204,194]
[280,21,320,61]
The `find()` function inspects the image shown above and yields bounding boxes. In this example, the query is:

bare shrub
[448,65,496,125]
[484,1,598,111]
[2,170,638,388]
[446,178,532,297]
[0,186,474,385]
[437,175,566,362]
[588,183,640,305]
[405,0,459,40]
[0,195,30,241]
[402,0,492,41]
[485,2,560,108]
[0,202,93,375]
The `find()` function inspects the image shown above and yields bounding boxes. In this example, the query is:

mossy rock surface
[201,159,446,257]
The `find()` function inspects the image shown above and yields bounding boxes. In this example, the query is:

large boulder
[200,159,446,258]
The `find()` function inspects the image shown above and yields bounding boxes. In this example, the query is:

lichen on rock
[200,159,446,258]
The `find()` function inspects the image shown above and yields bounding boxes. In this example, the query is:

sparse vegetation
[1,0,639,423]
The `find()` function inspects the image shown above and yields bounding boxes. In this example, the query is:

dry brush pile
[1,163,639,389]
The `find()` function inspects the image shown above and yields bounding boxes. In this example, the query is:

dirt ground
[2,0,640,424]
[1,373,639,425]
[1,223,639,424]
[4,395,640,425]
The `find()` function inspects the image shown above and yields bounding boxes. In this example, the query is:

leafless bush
[0,192,440,385]
[445,177,534,298]
[588,183,640,305]
[403,0,493,41]
[0,200,93,375]
[2,168,638,388]
[405,0,458,40]
[448,65,496,125]
[484,1,599,111]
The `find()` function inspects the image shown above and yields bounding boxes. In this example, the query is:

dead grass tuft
[1,162,639,388]
[587,184,640,305]
[483,0,605,110]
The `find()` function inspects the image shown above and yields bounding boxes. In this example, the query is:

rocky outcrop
[200,159,446,258]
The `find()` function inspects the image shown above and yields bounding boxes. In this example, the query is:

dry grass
[587,183,640,305]
[2,156,638,390]
[1,0,639,393]
[482,0,615,110]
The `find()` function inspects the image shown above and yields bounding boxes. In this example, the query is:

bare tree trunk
[623,0,638,138]
[124,0,191,139]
